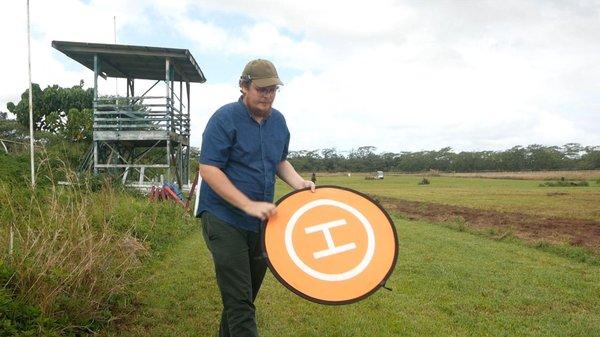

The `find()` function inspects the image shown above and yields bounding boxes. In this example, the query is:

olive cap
[241,59,283,87]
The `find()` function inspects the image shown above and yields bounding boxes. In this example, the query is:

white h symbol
[305,219,357,259]
[285,199,376,282]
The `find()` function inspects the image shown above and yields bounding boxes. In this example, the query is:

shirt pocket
[264,131,287,166]
[231,135,260,163]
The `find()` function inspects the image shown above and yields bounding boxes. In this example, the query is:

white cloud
[185,0,416,41]
[0,0,150,109]
[189,83,240,147]
[1,0,598,153]
[176,19,326,71]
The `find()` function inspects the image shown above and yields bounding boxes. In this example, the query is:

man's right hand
[242,201,277,220]
[200,164,277,221]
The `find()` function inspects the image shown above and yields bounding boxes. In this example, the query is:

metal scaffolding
[52,40,206,188]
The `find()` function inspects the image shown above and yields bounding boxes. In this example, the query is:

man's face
[242,83,278,118]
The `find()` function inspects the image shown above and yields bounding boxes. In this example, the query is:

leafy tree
[452,151,481,172]
[433,147,454,171]
[562,143,583,159]
[63,108,93,141]
[499,146,527,171]
[526,144,564,170]
[380,152,397,171]
[580,146,600,169]
[6,83,44,130]
[321,148,343,172]
[6,83,93,140]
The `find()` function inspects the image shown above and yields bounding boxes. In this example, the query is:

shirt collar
[238,96,272,124]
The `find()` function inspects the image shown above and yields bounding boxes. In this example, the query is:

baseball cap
[241,59,284,88]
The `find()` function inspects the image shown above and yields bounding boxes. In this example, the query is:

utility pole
[27,0,35,188]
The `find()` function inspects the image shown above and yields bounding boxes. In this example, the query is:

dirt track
[376,196,600,254]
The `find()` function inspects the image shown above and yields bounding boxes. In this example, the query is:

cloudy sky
[1,0,599,153]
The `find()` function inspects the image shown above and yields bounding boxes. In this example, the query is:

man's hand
[299,180,316,192]
[242,201,277,220]
[277,161,316,193]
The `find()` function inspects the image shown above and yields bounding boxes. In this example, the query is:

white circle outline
[284,199,376,282]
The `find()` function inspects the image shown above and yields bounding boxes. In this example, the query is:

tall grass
[0,154,195,335]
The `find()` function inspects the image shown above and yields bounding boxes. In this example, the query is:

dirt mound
[376,196,600,254]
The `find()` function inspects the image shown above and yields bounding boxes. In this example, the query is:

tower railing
[93,95,189,136]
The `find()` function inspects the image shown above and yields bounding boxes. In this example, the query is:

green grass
[97,176,600,336]
[0,178,196,336]
[7,172,590,336]
[101,216,600,337]
[287,175,600,221]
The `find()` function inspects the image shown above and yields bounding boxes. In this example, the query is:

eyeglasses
[253,85,279,96]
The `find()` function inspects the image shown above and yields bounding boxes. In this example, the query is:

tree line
[287,145,600,173]
[5,84,599,173]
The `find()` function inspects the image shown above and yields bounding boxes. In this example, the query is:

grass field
[282,175,600,221]
[100,174,600,337]
[104,217,599,337]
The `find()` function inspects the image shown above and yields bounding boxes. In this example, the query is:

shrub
[0,172,195,335]
[539,180,589,187]
[0,262,61,336]
[419,178,430,185]
[0,152,30,185]
[0,117,196,335]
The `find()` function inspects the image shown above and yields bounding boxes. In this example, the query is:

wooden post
[186,81,191,184]
[166,139,171,182]
[165,58,172,132]
[9,225,14,256]
[139,166,145,185]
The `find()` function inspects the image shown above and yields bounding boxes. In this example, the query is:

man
[198,59,315,337]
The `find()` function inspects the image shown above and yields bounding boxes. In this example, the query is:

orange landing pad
[263,186,398,304]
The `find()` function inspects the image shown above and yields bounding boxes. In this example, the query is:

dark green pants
[201,212,267,337]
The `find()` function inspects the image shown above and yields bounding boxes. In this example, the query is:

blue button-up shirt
[197,97,290,232]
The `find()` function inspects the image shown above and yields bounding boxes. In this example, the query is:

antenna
[114,16,118,96]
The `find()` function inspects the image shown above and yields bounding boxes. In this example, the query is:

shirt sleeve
[199,113,233,168]
[281,124,290,162]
